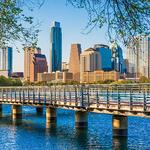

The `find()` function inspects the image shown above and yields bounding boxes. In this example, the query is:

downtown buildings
[50,21,62,72]
[0,47,13,77]
[126,36,150,78]
[24,47,48,82]
[69,44,81,82]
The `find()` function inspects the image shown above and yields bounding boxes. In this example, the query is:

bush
[0,76,22,86]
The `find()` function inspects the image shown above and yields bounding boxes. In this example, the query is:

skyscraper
[24,47,48,82]
[0,47,13,76]
[50,21,62,72]
[94,44,112,71]
[69,44,81,81]
[126,36,150,78]
[80,48,101,72]
[110,41,125,74]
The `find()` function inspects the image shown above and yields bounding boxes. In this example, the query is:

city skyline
[12,0,113,72]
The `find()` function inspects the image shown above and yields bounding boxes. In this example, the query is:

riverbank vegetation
[0,76,22,86]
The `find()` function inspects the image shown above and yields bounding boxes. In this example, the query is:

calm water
[0,105,150,150]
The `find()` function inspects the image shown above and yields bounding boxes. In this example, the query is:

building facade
[110,41,125,74]
[62,62,69,71]
[69,44,81,82]
[126,36,150,78]
[80,48,100,72]
[80,70,119,83]
[0,47,12,77]
[94,44,112,70]
[37,71,73,83]
[50,21,62,72]
[24,47,48,82]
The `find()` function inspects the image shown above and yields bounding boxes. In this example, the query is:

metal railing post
[64,87,66,105]
[38,88,41,104]
[106,87,109,109]
[130,87,133,111]
[10,88,12,102]
[81,85,84,107]
[143,88,147,112]
[69,88,72,106]
[33,89,35,104]
[19,89,21,103]
[75,86,78,107]
[96,90,99,108]
[44,88,47,105]
[14,89,16,103]
[87,87,90,107]
[117,87,120,110]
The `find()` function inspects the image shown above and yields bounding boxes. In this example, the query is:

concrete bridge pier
[36,107,43,115]
[12,105,22,123]
[112,115,128,137]
[46,108,57,126]
[75,111,88,128]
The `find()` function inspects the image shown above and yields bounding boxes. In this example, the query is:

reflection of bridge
[0,84,150,137]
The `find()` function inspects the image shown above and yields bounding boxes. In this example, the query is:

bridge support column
[75,111,88,128]
[12,105,22,121]
[112,115,128,137]
[36,107,43,115]
[46,108,57,125]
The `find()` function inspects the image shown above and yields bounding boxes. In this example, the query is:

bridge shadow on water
[0,112,128,150]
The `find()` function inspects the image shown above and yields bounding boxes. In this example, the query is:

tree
[0,0,44,48]
[67,0,150,45]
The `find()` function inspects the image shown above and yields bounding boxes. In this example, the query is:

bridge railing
[0,84,150,112]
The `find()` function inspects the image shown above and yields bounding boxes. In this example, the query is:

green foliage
[67,0,150,45]
[0,76,22,86]
[0,0,44,47]
[139,76,150,83]
[111,80,135,85]
[94,80,114,84]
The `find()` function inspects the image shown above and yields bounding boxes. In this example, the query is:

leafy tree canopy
[67,0,150,45]
[0,0,44,48]
[0,0,149,47]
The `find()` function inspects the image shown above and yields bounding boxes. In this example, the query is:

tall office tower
[50,21,62,72]
[110,41,125,74]
[126,36,150,78]
[24,47,48,82]
[94,44,112,71]
[0,47,13,77]
[69,44,81,82]
[80,48,101,72]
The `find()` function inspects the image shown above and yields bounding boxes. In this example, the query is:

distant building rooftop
[52,21,60,28]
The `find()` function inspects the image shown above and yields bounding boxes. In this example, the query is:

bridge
[0,84,150,137]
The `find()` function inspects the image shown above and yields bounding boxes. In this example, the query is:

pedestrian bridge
[0,84,150,137]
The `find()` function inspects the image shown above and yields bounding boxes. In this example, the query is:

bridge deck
[0,84,150,117]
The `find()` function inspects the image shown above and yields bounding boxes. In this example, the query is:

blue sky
[13,0,119,72]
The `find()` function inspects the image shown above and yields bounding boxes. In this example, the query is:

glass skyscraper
[0,47,13,76]
[50,21,62,72]
[94,44,112,71]
[110,41,125,74]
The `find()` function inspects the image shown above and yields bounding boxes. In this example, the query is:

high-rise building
[24,47,48,82]
[94,44,112,70]
[62,62,69,71]
[126,36,150,78]
[0,47,13,77]
[69,44,81,81]
[80,48,101,72]
[50,21,62,72]
[110,41,125,74]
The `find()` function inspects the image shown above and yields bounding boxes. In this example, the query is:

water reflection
[113,136,128,150]
[75,128,88,149]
